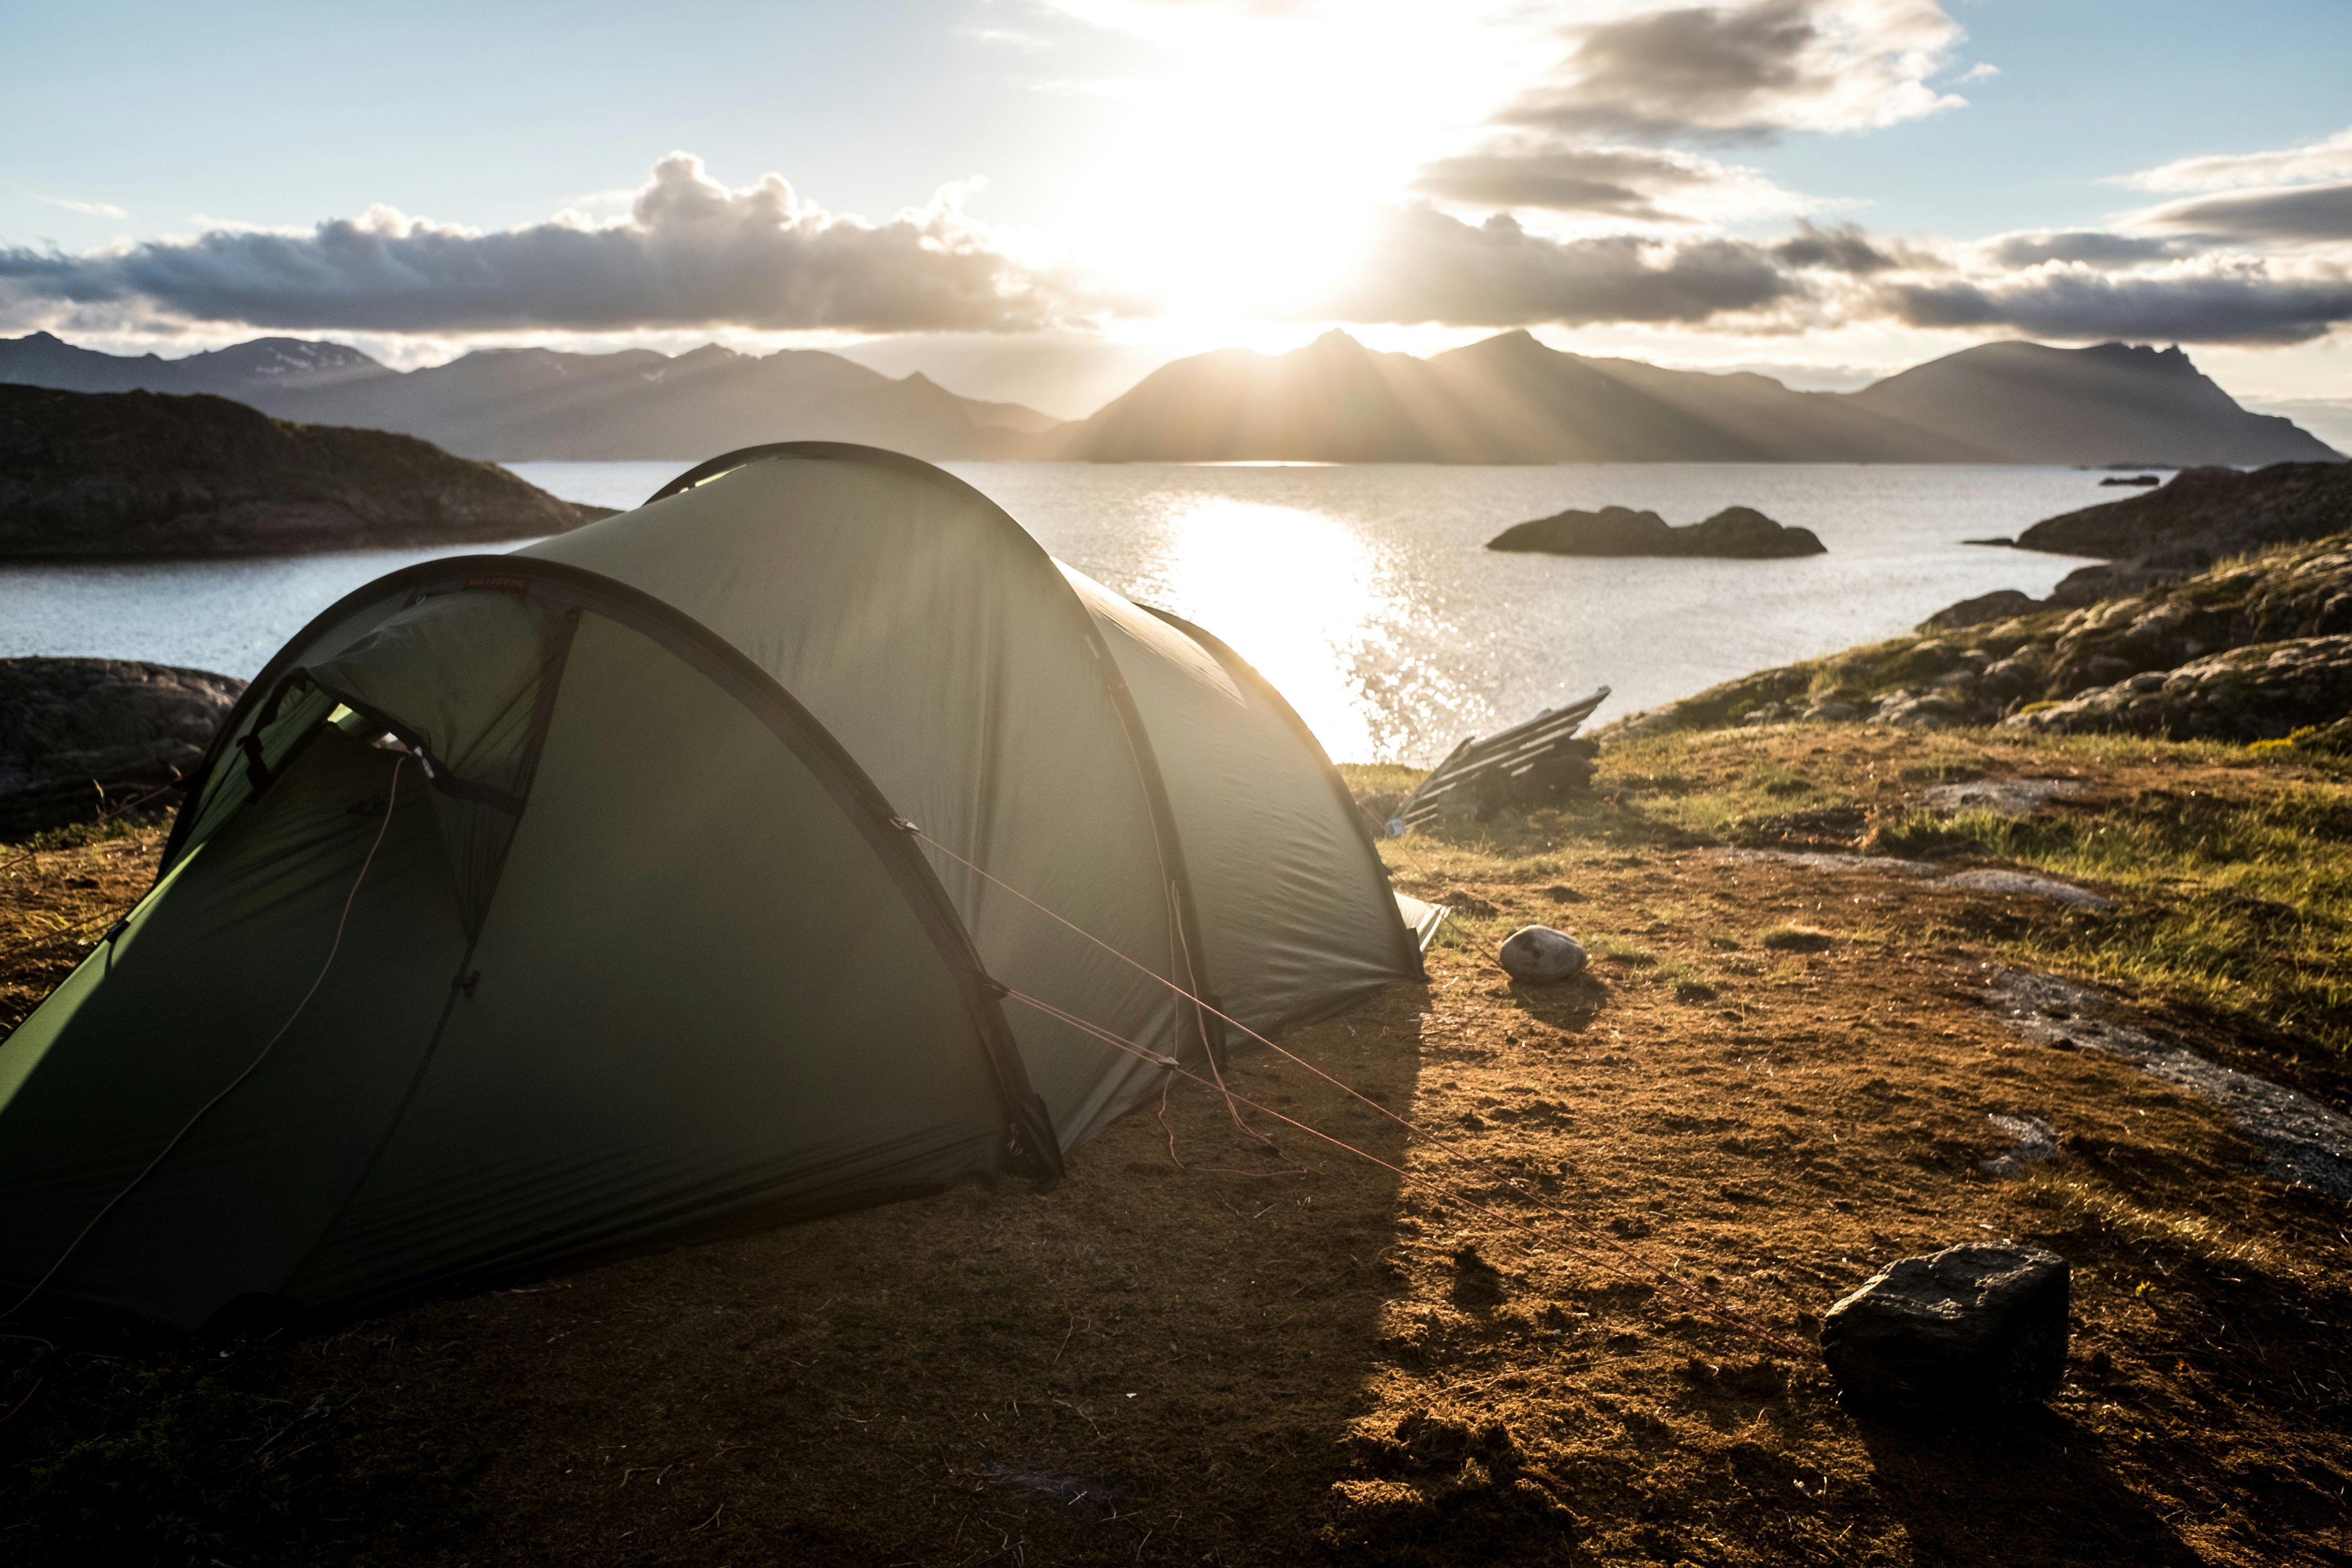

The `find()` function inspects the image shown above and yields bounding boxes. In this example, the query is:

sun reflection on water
[1130,497,1448,763]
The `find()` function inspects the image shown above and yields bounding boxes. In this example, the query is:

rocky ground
[4,726,2346,1566]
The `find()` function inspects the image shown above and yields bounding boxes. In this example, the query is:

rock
[1983,968,2352,1198]
[1922,777,2084,814]
[1497,926,1588,982]
[1918,589,2046,634]
[0,385,610,557]
[1980,1113,2059,1177]
[0,656,244,837]
[1821,1244,2071,1421]
[2004,634,2352,742]
[1487,504,1826,558]
[2099,474,2160,486]
[1940,868,2114,909]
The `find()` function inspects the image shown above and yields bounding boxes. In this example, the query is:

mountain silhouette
[1054,330,2340,466]
[2,329,2337,466]
[0,333,1059,462]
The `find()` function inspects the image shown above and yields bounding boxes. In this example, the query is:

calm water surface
[0,461,2102,764]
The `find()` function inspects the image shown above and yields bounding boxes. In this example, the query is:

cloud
[1503,0,1969,143]
[1986,230,2185,268]
[1770,219,1900,273]
[2121,126,2352,193]
[1412,138,1804,222]
[1878,265,2352,345]
[0,154,1108,335]
[2130,181,2352,245]
[37,196,128,219]
[1315,203,1799,326]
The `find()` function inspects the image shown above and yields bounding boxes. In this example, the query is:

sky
[5,0,2351,429]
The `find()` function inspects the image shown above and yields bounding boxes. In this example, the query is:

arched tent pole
[640,443,1230,1068]
[1140,606,1428,983]
[148,553,1061,1180]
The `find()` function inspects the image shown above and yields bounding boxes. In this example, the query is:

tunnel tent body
[0,443,1424,1331]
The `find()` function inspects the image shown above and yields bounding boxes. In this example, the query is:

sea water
[0,461,2103,764]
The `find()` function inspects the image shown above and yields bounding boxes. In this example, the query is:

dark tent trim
[153,553,1062,1181]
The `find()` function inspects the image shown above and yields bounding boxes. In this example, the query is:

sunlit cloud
[1413,139,1813,224]
[1313,204,1801,328]
[1502,0,1971,143]
[37,196,128,219]
[1877,261,2352,346]
[2128,182,2352,246]
[0,153,1123,334]
[2120,125,2352,193]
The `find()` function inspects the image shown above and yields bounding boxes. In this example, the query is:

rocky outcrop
[2017,461,2352,563]
[1919,589,2043,633]
[1610,535,2352,741]
[2004,635,2352,742]
[1488,504,1824,558]
[0,657,244,837]
[0,385,611,556]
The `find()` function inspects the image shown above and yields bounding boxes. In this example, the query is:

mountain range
[0,333,1053,462]
[1,329,2338,467]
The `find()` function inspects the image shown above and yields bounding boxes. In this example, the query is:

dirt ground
[3,747,2349,1566]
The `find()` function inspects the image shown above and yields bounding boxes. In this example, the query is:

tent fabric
[0,443,1423,1331]
[1061,568,1419,1041]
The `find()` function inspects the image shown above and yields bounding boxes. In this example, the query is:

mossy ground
[3,727,2347,1565]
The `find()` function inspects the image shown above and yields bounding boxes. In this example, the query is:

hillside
[0,333,1066,463]
[1605,529,2352,750]
[1849,341,2335,468]
[2016,460,2352,560]
[0,385,606,556]
[1056,331,2341,466]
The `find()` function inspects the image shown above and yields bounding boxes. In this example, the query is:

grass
[1345,722,2352,1064]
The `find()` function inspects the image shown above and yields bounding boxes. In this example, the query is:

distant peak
[2079,339,2203,376]
[1308,328,1365,353]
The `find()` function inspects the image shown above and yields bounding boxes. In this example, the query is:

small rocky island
[1487,504,1826,558]
[0,385,610,556]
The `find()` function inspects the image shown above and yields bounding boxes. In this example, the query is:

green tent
[0,445,1427,1330]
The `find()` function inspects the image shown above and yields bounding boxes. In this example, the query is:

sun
[1047,3,1529,324]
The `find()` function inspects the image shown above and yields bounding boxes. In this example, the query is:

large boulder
[1821,1244,2070,1421]
[0,657,244,837]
